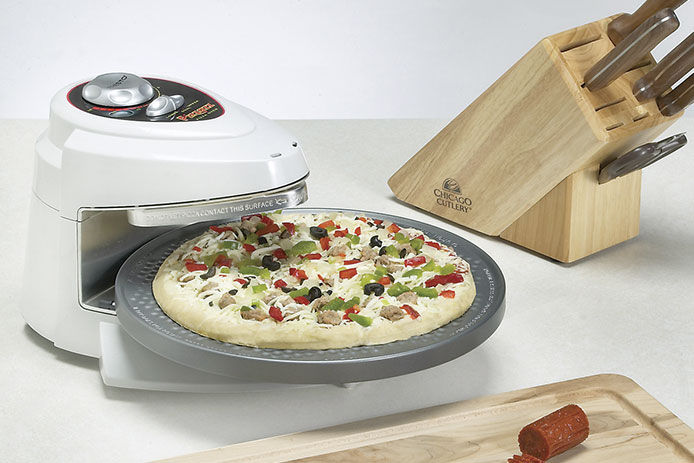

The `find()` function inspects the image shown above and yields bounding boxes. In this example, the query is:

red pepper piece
[294,296,310,305]
[273,279,288,288]
[425,241,442,250]
[401,304,420,319]
[317,274,325,282]
[343,259,361,265]
[184,258,195,264]
[289,268,308,280]
[257,223,279,236]
[185,262,208,272]
[333,229,348,237]
[378,276,391,286]
[260,215,274,226]
[269,306,284,321]
[357,217,368,223]
[242,244,256,253]
[425,273,464,288]
[343,306,359,320]
[192,246,202,252]
[518,405,589,460]
[414,234,425,241]
[302,253,321,260]
[241,214,262,221]
[273,248,288,260]
[339,268,358,279]
[318,219,335,229]
[404,256,426,267]
[281,222,296,235]
[213,254,232,268]
[210,225,234,234]
[373,219,383,225]
[354,226,361,236]
[387,223,401,233]
[234,278,247,285]
[319,236,330,251]
[440,290,456,299]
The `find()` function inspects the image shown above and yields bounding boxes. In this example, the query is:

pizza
[152,212,475,349]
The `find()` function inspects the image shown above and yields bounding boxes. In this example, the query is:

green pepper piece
[219,267,230,274]
[385,245,399,258]
[342,297,360,309]
[387,282,410,297]
[322,298,345,311]
[410,238,424,252]
[422,260,438,272]
[345,233,360,245]
[252,284,268,293]
[201,252,227,268]
[290,240,317,256]
[348,313,373,327]
[374,266,388,277]
[238,265,263,276]
[259,269,271,279]
[240,306,252,312]
[289,287,310,298]
[413,286,438,298]
[439,263,456,275]
[402,268,423,278]
[394,232,409,243]
[251,301,260,308]
[360,273,377,286]
[220,241,239,250]
[244,233,258,244]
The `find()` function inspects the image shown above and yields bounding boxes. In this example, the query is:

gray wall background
[1,0,692,119]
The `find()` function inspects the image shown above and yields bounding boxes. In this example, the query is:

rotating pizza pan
[115,208,505,384]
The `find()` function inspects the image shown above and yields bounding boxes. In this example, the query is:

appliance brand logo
[109,75,128,88]
[176,103,217,121]
[434,178,472,213]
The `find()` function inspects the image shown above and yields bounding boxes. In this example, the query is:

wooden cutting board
[157,375,694,462]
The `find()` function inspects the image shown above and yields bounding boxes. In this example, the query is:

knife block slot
[559,35,601,53]
[595,97,627,112]
[389,15,682,262]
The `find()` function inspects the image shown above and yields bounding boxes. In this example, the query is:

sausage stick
[507,454,545,463]
[518,404,589,460]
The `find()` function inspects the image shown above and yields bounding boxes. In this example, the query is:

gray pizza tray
[115,208,505,384]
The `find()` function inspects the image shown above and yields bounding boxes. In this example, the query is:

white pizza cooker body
[22,75,309,360]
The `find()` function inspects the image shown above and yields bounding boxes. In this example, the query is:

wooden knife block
[389,16,682,263]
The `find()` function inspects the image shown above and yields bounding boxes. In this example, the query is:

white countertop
[1,118,692,462]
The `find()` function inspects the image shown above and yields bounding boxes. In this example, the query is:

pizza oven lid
[115,208,505,384]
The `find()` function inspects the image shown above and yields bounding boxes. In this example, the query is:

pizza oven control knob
[146,94,184,117]
[81,73,154,107]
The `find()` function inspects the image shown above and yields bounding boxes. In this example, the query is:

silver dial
[146,94,184,117]
[81,73,154,107]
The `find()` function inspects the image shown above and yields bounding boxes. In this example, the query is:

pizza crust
[152,213,476,350]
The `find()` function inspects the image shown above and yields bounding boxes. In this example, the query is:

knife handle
[608,0,687,44]
[598,133,687,184]
[585,9,680,92]
[657,73,694,116]
[633,33,694,101]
